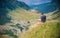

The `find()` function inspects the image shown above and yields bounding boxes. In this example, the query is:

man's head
[41,13,44,15]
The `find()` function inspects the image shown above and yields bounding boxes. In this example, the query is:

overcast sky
[17,0,52,5]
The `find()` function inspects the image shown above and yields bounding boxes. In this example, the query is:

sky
[17,0,52,5]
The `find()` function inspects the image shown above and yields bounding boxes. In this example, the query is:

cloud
[17,0,31,5]
[33,1,51,5]
[17,0,51,5]
[33,2,41,5]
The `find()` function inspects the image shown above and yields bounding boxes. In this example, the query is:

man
[41,13,46,23]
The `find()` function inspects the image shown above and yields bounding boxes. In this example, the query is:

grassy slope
[1,8,60,38]
[20,22,60,38]
[7,8,40,25]
[52,10,60,20]
[0,8,40,38]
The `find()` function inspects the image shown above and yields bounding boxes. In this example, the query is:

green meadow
[20,22,60,38]
[0,8,60,38]
[0,0,60,38]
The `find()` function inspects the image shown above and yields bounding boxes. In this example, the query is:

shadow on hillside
[0,8,11,25]
[0,0,13,25]
[0,9,11,25]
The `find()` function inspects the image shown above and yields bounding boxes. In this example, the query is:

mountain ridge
[30,2,57,13]
[0,0,30,25]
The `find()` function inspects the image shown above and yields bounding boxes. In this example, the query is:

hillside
[0,0,60,38]
[20,22,60,38]
[52,10,60,19]
[0,0,29,10]
[7,9,39,25]
[0,0,30,25]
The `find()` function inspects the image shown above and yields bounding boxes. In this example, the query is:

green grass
[7,8,40,24]
[52,10,60,20]
[1,8,60,38]
[0,8,40,38]
[20,22,60,38]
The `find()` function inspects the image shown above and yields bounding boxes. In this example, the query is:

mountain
[17,1,30,10]
[0,0,30,25]
[0,0,30,10]
[30,2,57,13]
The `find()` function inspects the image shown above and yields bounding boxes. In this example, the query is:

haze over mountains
[18,0,58,13]
[30,2,57,13]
